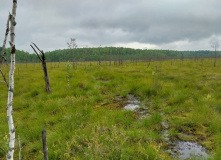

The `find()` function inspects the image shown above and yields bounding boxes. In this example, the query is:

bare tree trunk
[42,58,51,93]
[42,126,48,160]
[30,43,51,93]
[214,48,217,67]
[6,1,17,160]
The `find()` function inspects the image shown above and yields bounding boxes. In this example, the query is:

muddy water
[123,94,140,111]
[122,94,149,118]
[121,95,209,159]
[171,141,209,159]
[162,119,209,159]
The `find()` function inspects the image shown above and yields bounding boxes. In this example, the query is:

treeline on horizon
[0,46,219,63]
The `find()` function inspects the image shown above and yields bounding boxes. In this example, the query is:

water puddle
[124,103,140,110]
[119,95,209,159]
[170,141,209,160]
[161,120,209,159]
[120,94,149,118]
[123,94,140,111]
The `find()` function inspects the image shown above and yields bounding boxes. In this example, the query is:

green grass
[0,59,221,159]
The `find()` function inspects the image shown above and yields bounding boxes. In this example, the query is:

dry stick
[18,136,21,160]
[42,125,48,160]
[0,69,9,88]
[6,0,17,160]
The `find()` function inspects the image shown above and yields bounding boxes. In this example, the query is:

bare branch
[31,42,44,55]
[210,38,220,49]
[0,13,11,69]
[0,147,7,155]
[30,44,43,62]
[2,13,11,55]
[0,69,9,88]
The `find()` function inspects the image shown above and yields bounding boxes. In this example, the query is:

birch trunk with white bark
[6,0,17,160]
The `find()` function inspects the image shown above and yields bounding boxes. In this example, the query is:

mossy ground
[0,58,221,159]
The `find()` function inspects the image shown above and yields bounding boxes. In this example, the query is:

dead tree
[180,52,184,64]
[210,38,220,67]
[30,43,51,93]
[67,38,77,69]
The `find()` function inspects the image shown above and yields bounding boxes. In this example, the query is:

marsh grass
[0,59,221,159]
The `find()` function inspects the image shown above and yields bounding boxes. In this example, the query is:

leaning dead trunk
[6,1,17,160]
[30,43,51,93]
[42,57,50,92]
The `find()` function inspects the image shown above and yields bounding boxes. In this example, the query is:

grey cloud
[0,0,221,52]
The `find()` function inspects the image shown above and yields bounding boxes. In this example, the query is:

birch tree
[4,0,18,160]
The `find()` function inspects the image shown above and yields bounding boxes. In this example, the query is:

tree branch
[0,69,9,88]
[31,42,44,55]
[0,13,11,69]
[0,147,7,155]
[30,44,43,62]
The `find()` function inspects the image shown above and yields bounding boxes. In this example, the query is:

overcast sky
[0,0,221,53]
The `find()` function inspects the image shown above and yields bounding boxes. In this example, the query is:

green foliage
[1,47,220,63]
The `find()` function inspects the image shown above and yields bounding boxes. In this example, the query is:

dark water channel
[121,94,209,159]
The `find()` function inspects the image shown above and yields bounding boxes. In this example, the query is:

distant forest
[0,46,219,63]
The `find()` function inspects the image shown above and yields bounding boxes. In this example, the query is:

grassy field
[0,58,221,159]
